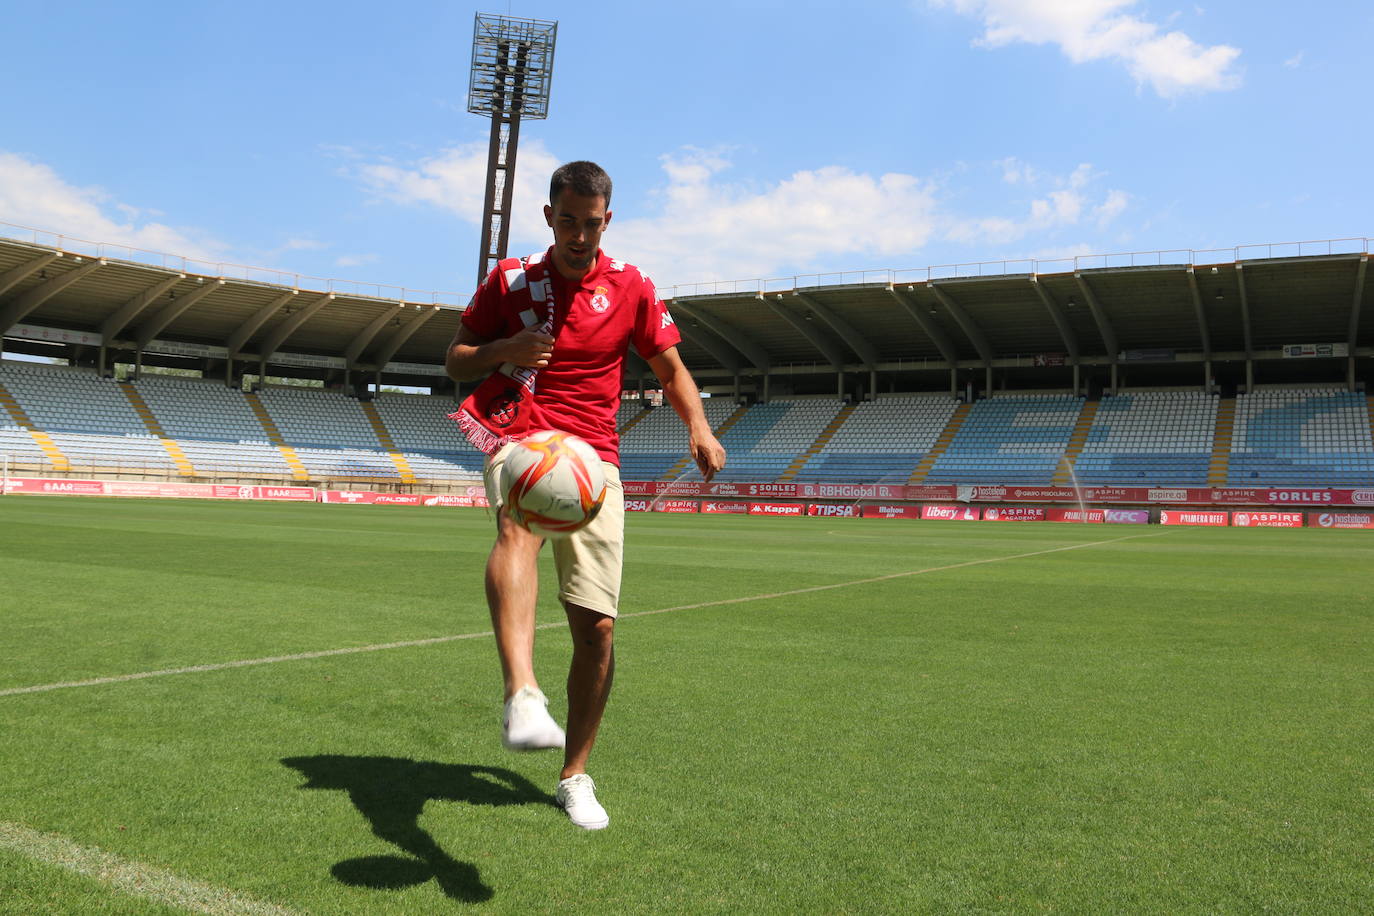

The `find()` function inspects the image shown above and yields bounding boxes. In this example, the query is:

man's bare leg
[485,510,543,698]
[561,604,615,780]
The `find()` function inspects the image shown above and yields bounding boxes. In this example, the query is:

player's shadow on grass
[282,755,554,903]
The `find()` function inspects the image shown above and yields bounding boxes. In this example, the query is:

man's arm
[445,323,555,382]
[646,345,727,482]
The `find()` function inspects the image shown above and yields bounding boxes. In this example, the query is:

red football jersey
[461,247,681,464]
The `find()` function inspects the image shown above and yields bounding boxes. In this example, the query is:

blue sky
[1,0,1369,299]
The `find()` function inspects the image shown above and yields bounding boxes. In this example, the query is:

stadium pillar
[949,368,957,399]
[1245,359,1254,393]
[1072,363,1080,396]
[836,371,844,400]
[1110,362,1118,394]
[732,372,740,402]
[869,369,877,402]
[763,372,771,403]
[1348,356,1356,391]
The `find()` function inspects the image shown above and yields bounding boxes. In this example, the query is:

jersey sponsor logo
[590,285,611,313]
[659,305,676,329]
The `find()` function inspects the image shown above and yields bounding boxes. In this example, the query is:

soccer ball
[500,430,607,538]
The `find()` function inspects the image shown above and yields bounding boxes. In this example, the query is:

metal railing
[0,220,469,308]
[664,236,1372,299]
[2,218,1367,305]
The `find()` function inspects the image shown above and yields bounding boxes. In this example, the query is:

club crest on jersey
[590,285,612,313]
[486,387,523,428]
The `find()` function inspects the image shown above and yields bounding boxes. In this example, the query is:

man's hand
[690,429,727,483]
[500,327,555,369]
[447,324,554,381]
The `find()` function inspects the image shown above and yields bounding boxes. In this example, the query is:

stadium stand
[923,394,1081,485]
[132,374,292,477]
[791,395,958,482]
[1228,388,1374,485]
[710,399,844,482]
[254,386,400,479]
[0,361,176,471]
[8,353,1374,492]
[371,392,486,481]
[617,397,736,480]
[1073,390,1218,484]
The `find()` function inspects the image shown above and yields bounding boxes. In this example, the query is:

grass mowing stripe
[0,530,1163,699]
[0,821,298,916]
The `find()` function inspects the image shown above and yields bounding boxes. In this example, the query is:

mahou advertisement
[863,505,923,519]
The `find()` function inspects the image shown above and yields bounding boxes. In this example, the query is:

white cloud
[335,253,379,268]
[931,0,1242,97]
[1094,189,1130,228]
[1283,51,1304,69]
[349,145,1135,288]
[348,140,562,252]
[0,151,225,260]
[949,161,1126,248]
[612,149,941,286]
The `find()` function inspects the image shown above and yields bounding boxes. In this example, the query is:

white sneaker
[556,774,609,830]
[502,686,565,751]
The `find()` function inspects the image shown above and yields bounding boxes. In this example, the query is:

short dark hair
[549,161,612,207]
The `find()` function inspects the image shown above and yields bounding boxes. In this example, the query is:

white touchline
[0,820,299,916]
[1,532,1164,699]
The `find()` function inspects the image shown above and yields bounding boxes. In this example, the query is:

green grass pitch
[0,494,1371,913]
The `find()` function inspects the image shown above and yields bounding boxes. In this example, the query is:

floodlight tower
[468,13,557,286]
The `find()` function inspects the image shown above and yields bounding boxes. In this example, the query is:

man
[445,161,726,830]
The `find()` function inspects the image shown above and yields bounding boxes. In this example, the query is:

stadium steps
[0,380,70,472]
[660,402,750,480]
[120,382,197,477]
[616,403,651,435]
[359,400,417,485]
[244,392,311,481]
[1208,397,1235,486]
[908,402,971,484]
[778,403,855,482]
[1052,399,1098,485]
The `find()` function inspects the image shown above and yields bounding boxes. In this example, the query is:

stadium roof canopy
[0,225,1369,397]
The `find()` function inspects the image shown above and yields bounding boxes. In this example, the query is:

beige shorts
[484,442,625,618]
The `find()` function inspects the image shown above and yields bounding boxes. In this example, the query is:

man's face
[544,190,611,280]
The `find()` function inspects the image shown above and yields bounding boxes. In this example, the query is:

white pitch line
[0,820,299,916]
[1,531,1163,699]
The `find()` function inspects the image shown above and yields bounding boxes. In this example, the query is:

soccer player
[445,161,726,829]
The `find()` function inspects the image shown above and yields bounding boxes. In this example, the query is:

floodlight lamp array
[467,13,557,119]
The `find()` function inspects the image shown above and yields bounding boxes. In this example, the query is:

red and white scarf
[449,255,555,455]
